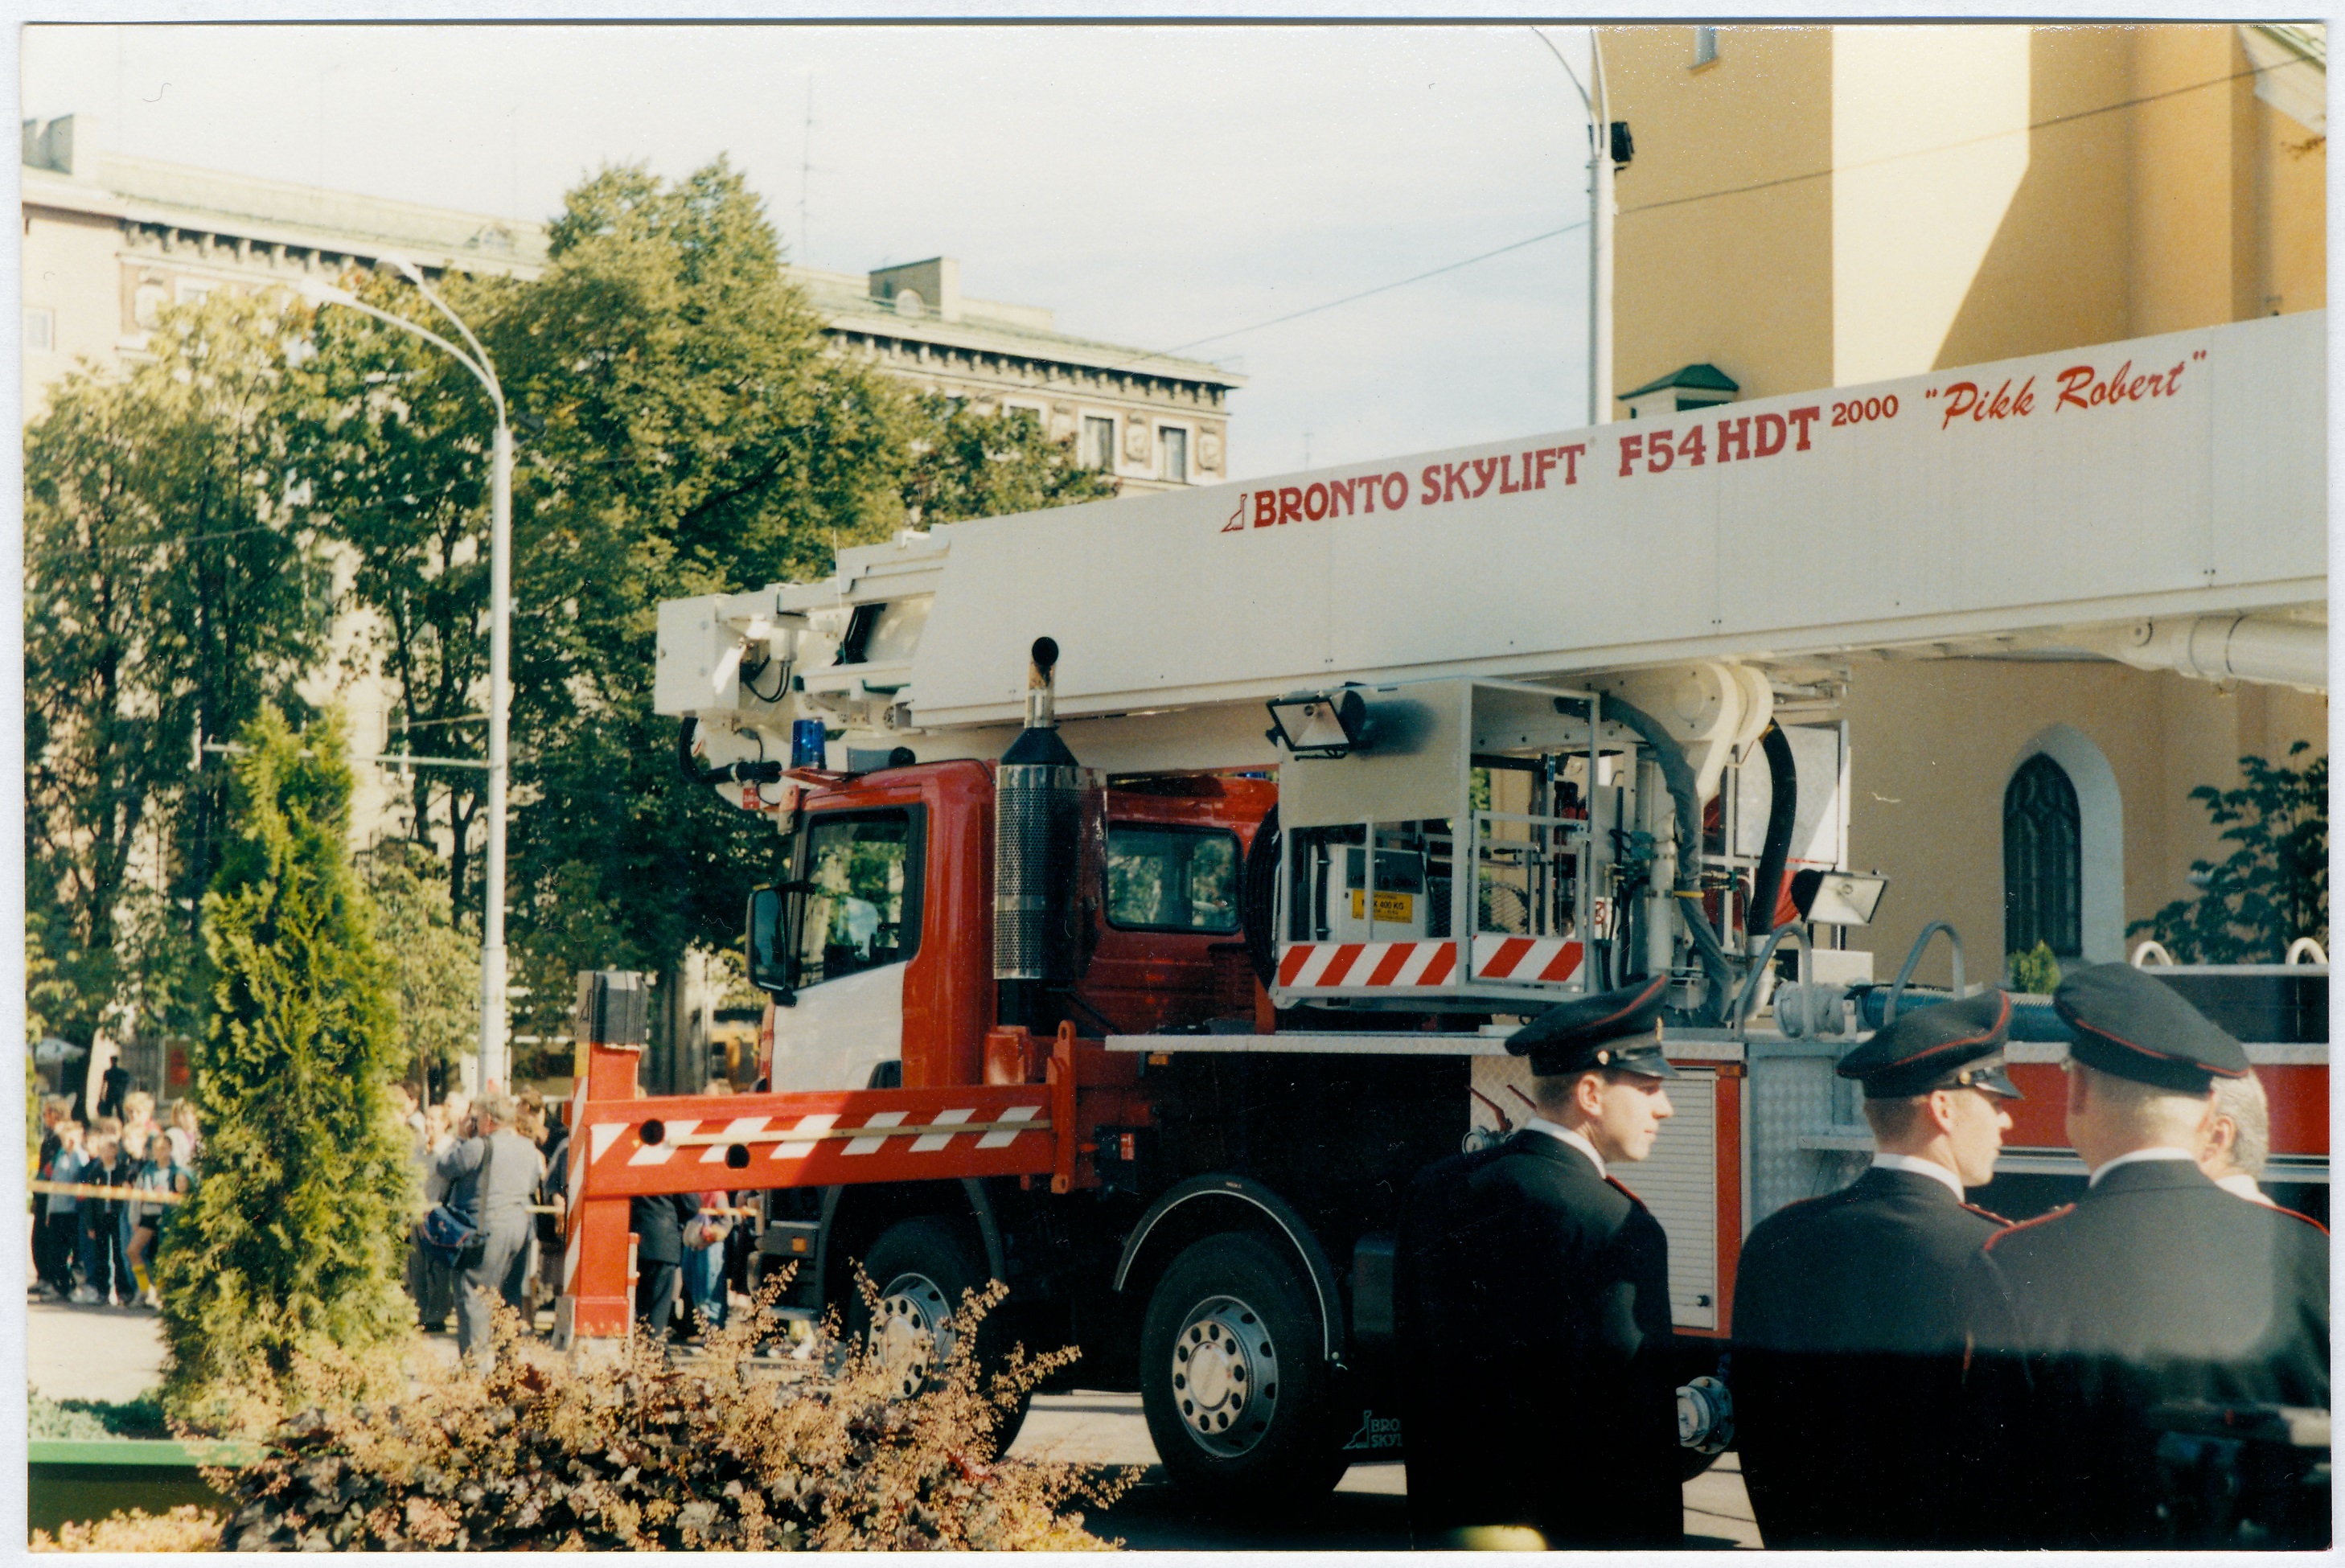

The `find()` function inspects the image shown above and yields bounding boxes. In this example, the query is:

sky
[21,23,1610,482]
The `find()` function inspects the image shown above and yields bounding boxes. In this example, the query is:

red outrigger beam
[554,1021,1127,1343]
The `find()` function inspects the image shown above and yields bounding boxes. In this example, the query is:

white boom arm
[659,311,2322,785]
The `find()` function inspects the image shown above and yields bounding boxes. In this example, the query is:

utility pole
[298,262,512,1096]
[1589,29,1615,426]
[1533,26,1618,428]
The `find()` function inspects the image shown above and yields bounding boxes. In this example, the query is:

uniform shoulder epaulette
[1961,1201,2014,1226]
[1981,1203,2074,1251]
[2271,1203,2330,1237]
[1604,1174,1645,1205]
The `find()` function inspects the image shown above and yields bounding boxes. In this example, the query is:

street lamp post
[299,264,513,1096]
[1535,25,1617,426]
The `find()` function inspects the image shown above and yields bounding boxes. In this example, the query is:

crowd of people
[32,1067,760,1369]
[31,1090,200,1309]
[626,1081,753,1348]
[393,1078,755,1368]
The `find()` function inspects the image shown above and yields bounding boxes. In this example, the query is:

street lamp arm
[386,258,507,422]
[1531,26,1594,117]
[307,289,503,419]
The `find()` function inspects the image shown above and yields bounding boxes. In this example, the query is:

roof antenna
[799,76,815,265]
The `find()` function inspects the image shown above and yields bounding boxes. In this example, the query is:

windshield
[795,810,922,987]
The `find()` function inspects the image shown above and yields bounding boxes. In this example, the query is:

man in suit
[1962,963,2329,1548]
[1731,989,2020,1546]
[630,1187,701,1343]
[436,1092,548,1368]
[1397,975,1686,1550]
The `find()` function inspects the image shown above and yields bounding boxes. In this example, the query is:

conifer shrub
[157,706,417,1431]
[210,1280,1136,1550]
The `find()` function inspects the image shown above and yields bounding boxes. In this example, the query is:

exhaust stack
[995,638,1082,1031]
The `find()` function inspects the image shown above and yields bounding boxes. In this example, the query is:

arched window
[2005,753,2082,958]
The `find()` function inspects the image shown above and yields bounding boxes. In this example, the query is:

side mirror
[745,886,797,1003]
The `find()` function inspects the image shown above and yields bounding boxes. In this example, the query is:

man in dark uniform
[630,1189,702,1341]
[1961,963,2329,1549]
[1397,975,1686,1550]
[1731,989,2021,1546]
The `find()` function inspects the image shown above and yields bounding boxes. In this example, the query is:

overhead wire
[1144,218,1593,359]
[1103,56,2295,372]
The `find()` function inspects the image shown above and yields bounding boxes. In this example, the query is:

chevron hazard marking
[843,1110,910,1155]
[977,1103,1041,1149]
[774,1114,839,1159]
[910,1106,975,1152]
[589,1123,625,1164]
[700,1116,774,1164]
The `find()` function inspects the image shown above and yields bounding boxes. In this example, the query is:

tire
[1139,1231,1350,1506]
[844,1217,1031,1451]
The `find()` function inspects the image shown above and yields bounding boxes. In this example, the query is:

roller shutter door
[1633,1071,1719,1329]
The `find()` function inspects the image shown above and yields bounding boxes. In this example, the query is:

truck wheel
[848,1217,1030,1451]
[1140,1232,1349,1505]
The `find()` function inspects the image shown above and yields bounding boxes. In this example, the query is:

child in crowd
[127,1130,192,1308]
[43,1119,86,1299]
[166,1098,202,1168]
[74,1119,134,1306]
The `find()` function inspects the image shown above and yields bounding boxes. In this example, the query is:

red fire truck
[558,310,2327,1504]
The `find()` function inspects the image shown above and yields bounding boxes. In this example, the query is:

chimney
[23,114,100,179]
[868,257,962,324]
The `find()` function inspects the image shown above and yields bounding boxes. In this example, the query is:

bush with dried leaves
[32,1505,225,1554]
[211,1276,1137,1550]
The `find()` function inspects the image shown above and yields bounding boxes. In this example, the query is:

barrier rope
[29,1180,572,1217]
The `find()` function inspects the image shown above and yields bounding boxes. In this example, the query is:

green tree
[2005,941,2062,995]
[358,839,479,1097]
[24,293,334,1058]
[157,706,414,1428]
[291,160,1117,1055]
[2128,743,2329,963]
[484,160,912,1039]
[896,394,1117,527]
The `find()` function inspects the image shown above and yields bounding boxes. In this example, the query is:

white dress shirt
[2214,1171,2278,1206]
[1522,1116,1607,1180]
[1869,1150,1965,1200]
[2086,1145,2199,1188]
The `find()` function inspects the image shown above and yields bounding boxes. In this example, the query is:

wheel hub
[870,1271,956,1398]
[1170,1294,1278,1458]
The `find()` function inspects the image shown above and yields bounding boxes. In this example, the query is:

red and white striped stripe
[590,1104,1047,1167]
[1277,936,1585,990]
[1279,939,1460,990]
[1469,936,1584,983]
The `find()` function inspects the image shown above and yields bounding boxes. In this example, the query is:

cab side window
[1107,824,1241,934]
[795,809,922,987]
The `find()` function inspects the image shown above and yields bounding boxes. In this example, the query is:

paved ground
[27,1296,1760,1548]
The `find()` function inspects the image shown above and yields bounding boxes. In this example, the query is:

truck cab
[759,763,1277,1094]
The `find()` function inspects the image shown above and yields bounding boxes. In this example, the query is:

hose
[1748,724,1798,941]
[677,716,784,789]
[1600,696,1737,1024]
[1240,806,1282,988]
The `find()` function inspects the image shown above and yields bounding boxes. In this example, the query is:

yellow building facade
[1604,23,2327,979]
